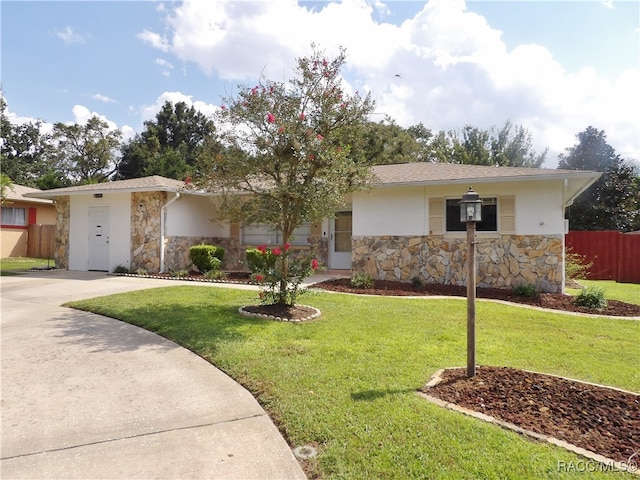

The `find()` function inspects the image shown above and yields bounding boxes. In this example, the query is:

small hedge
[246,247,276,273]
[189,245,225,273]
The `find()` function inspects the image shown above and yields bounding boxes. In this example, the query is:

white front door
[88,206,110,271]
[328,211,352,270]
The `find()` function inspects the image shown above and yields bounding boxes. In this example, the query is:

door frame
[328,210,352,270]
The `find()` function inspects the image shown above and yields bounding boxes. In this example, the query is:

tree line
[1,69,638,232]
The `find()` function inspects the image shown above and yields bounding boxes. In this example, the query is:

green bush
[513,283,537,297]
[246,247,276,273]
[574,286,608,310]
[565,248,593,280]
[113,265,129,274]
[351,272,374,289]
[189,245,224,273]
[205,268,226,280]
[411,276,423,287]
[172,269,189,278]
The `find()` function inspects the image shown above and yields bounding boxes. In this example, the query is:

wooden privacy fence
[27,224,55,259]
[565,230,640,283]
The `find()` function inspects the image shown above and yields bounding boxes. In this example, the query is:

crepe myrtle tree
[196,45,375,305]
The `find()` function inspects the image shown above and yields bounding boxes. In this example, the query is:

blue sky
[2,0,639,167]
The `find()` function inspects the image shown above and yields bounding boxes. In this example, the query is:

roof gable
[3,184,54,204]
[24,176,186,198]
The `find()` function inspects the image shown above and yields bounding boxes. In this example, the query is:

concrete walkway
[1,271,307,479]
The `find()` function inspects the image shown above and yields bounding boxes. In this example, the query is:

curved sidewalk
[0,271,306,480]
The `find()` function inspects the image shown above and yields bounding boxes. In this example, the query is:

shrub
[136,268,148,275]
[113,265,129,274]
[248,244,319,306]
[205,268,227,280]
[574,286,608,310]
[565,248,593,280]
[411,276,423,288]
[246,247,276,273]
[172,269,189,278]
[513,283,537,297]
[351,272,374,289]
[189,245,224,273]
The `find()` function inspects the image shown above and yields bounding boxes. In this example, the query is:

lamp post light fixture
[460,187,482,378]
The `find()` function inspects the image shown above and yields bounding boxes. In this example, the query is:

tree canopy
[428,121,547,167]
[559,126,640,232]
[196,46,375,241]
[117,101,218,180]
[51,116,122,185]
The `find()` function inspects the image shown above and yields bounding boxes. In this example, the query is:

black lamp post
[460,187,482,378]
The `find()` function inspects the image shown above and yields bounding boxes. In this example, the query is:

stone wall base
[352,234,564,293]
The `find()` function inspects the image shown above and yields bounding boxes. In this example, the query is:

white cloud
[139,92,220,123]
[138,0,638,166]
[55,26,86,45]
[137,29,170,52]
[92,93,116,103]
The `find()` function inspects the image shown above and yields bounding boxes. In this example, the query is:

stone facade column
[130,191,165,273]
[53,196,70,270]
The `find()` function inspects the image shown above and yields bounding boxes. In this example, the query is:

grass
[67,286,639,479]
[0,257,55,275]
[566,280,640,306]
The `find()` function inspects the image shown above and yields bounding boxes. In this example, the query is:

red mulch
[422,366,639,464]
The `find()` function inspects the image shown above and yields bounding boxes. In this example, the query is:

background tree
[1,173,13,205]
[428,121,547,167]
[354,117,428,165]
[51,116,122,184]
[1,98,63,188]
[117,101,218,180]
[559,126,640,231]
[196,46,375,304]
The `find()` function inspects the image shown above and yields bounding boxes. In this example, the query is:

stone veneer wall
[352,234,564,293]
[130,191,165,273]
[164,236,240,272]
[164,236,327,272]
[53,196,70,270]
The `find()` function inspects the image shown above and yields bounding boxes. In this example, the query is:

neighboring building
[1,184,56,258]
[26,163,600,292]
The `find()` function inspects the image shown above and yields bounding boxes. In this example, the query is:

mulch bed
[422,366,639,464]
[312,278,640,318]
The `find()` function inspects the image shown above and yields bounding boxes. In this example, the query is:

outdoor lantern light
[460,186,482,378]
[460,187,482,223]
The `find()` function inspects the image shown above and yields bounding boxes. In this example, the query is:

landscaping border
[419,368,640,476]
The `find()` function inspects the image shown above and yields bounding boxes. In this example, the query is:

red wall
[565,231,640,283]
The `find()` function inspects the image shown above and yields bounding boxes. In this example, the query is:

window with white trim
[445,197,497,232]
[242,223,311,246]
[1,207,27,226]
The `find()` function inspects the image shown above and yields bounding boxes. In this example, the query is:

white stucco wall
[352,179,565,237]
[68,193,131,271]
[165,194,229,237]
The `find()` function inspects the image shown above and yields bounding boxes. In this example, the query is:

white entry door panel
[88,206,110,271]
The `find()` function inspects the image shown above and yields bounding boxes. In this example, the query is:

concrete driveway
[0,271,306,479]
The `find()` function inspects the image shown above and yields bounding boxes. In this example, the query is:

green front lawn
[67,287,639,479]
[0,257,55,275]
[567,280,640,306]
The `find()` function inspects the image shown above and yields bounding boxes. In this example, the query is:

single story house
[27,163,600,292]
[1,184,56,258]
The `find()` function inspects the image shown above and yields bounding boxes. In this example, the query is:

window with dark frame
[445,198,497,232]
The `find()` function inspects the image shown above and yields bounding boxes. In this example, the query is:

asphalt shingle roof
[371,162,598,186]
